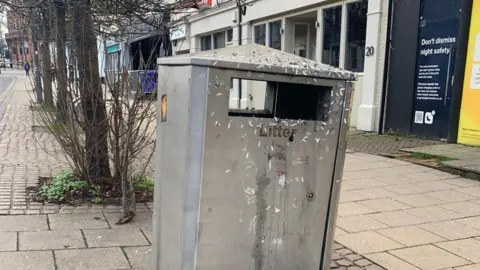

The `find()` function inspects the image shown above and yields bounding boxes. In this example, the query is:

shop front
[174,0,390,131]
[458,0,480,145]
[383,0,462,139]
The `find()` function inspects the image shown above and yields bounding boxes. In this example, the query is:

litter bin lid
[158,44,355,81]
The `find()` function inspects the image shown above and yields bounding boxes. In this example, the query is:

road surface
[0,70,23,122]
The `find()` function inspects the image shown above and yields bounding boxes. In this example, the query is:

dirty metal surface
[158,43,356,81]
[154,48,353,269]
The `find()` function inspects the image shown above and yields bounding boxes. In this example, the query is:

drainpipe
[236,1,244,108]
[379,0,394,134]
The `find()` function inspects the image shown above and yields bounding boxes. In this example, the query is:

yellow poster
[458,0,480,145]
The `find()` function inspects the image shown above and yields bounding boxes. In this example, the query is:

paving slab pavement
[337,152,480,270]
[0,153,478,269]
[2,75,480,269]
[404,144,480,176]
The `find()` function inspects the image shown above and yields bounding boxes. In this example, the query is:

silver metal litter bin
[152,44,355,270]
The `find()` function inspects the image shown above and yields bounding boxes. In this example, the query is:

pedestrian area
[337,152,480,270]
[1,74,480,269]
[0,153,479,269]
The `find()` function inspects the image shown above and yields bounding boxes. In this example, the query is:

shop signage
[107,43,121,53]
[170,24,186,40]
[182,0,212,8]
[106,40,116,47]
[411,0,460,138]
[458,0,480,145]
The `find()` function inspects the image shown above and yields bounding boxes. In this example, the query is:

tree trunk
[54,1,68,123]
[40,6,53,106]
[71,0,112,182]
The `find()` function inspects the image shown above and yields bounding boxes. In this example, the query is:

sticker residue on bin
[160,94,167,122]
[278,172,286,187]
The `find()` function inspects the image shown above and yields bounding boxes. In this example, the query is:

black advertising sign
[411,0,460,138]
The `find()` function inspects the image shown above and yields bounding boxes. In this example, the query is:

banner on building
[458,0,480,145]
[411,0,460,138]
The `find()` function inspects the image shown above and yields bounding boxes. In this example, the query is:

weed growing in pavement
[411,152,456,162]
[133,174,154,193]
[39,170,91,203]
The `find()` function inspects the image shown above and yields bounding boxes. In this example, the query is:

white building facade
[170,0,389,131]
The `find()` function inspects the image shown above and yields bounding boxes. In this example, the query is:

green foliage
[133,174,154,193]
[30,104,56,112]
[39,171,89,203]
[411,152,456,162]
[47,122,68,133]
[91,196,104,204]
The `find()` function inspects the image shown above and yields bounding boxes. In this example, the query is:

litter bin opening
[228,78,332,121]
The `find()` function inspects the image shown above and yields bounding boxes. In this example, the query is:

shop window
[213,31,226,49]
[345,0,368,72]
[254,24,266,45]
[227,29,233,43]
[201,29,232,51]
[269,21,282,50]
[322,6,342,67]
[294,23,309,58]
[200,35,212,51]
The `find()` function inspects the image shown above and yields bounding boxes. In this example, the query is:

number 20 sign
[366,46,375,56]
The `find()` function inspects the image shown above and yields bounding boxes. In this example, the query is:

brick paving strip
[347,129,443,155]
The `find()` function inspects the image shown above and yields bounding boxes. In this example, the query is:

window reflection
[269,21,282,50]
[227,29,233,43]
[214,31,226,49]
[200,36,211,51]
[345,0,368,72]
[254,24,266,45]
[322,6,342,67]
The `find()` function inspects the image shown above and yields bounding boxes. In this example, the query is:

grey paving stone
[0,232,17,251]
[142,227,152,243]
[355,259,373,267]
[84,228,149,248]
[124,246,152,270]
[0,250,55,270]
[0,215,48,231]
[9,210,25,215]
[19,230,85,250]
[48,213,108,230]
[55,247,130,270]
[25,210,41,215]
[463,164,480,173]
[365,265,385,270]
[337,259,354,266]
[443,159,480,168]
[104,212,152,229]
[42,209,57,214]
[345,254,362,262]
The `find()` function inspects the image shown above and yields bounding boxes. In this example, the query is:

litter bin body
[152,44,355,270]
